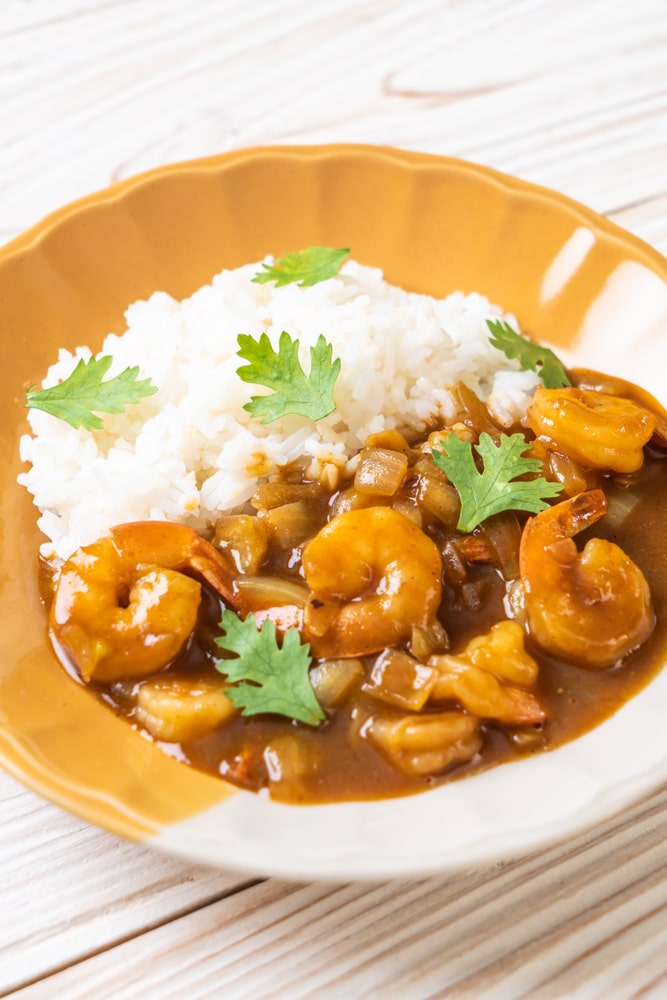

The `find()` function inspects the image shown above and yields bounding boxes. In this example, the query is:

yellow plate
[1,145,666,877]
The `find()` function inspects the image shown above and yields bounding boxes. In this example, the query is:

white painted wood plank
[2,1,129,36]
[0,0,665,244]
[0,771,254,995]
[9,784,667,999]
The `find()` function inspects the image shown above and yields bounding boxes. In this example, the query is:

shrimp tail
[557,488,608,538]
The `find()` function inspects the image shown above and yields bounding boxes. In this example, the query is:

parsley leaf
[486,319,570,388]
[214,610,325,726]
[25,355,158,430]
[252,246,350,287]
[237,330,341,423]
[433,431,563,532]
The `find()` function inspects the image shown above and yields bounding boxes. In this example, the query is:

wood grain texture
[1,0,667,996]
[1,0,666,243]
[0,772,253,995]
[10,783,667,998]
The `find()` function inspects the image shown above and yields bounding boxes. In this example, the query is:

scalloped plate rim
[1,143,666,880]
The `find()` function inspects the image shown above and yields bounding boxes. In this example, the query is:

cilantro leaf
[25,355,158,430]
[237,330,341,423]
[433,431,563,532]
[252,246,350,287]
[486,319,571,389]
[214,610,325,726]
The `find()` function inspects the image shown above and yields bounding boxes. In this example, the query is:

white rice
[19,259,540,562]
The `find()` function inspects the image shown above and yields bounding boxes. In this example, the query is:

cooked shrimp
[526,385,655,474]
[428,621,545,724]
[570,368,667,447]
[50,521,235,683]
[135,674,237,742]
[301,506,442,658]
[519,490,655,668]
[364,711,482,777]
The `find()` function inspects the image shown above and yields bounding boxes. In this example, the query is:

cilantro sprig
[433,431,563,533]
[252,246,350,287]
[237,330,341,423]
[25,355,158,430]
[214,610,325,726]
[486,319,570,389]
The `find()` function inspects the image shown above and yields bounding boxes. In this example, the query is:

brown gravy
[80,447,667,806]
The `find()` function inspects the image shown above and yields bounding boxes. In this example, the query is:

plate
[1,144,666,880]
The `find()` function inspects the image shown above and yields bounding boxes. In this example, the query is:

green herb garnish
[237,330,341,423]
[252,246,350,287]
[214,610,325,726]
[486,319,570,388]
[433,431,563,533]
[25,355,158,430]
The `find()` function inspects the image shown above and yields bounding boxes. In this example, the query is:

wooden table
[2,1,667,996]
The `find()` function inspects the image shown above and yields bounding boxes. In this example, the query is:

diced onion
[441,540,469,586]
[451,382,501,438]
[391,496,423,527]
[546,451,590,497]
[252,481,322,510]
[478,512,522,581]
[354,448,408,497]
[603,490,642,532]
[414,459,460,526]
[262,735,321,792]
[234,575,310,607]
[310,658,364,708]
[262,501,322,548]
[363,648,435,711]
[215,514,268,574]
[365,429,413,456]
[410,621,449,660]
[330,487,377,517]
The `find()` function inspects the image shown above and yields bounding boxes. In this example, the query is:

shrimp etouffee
[44,371,667,804]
